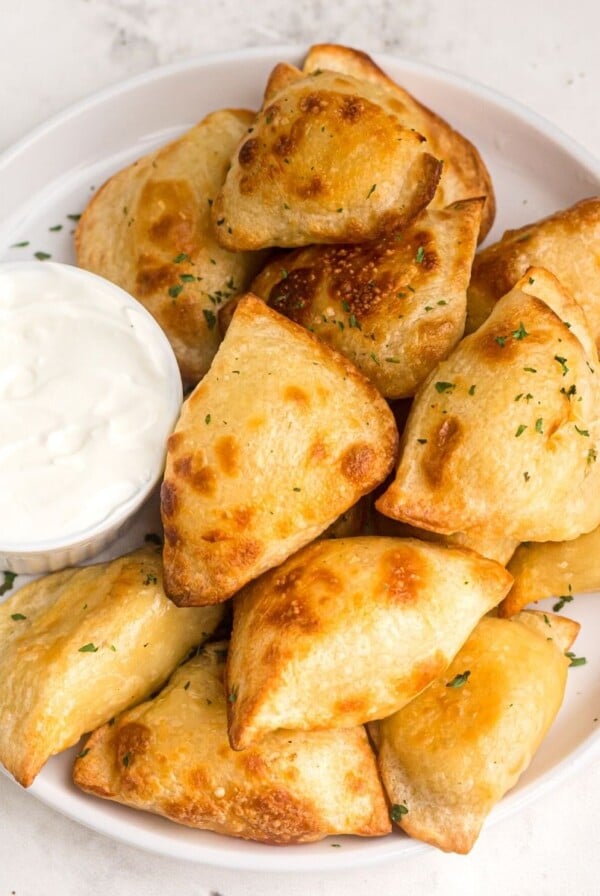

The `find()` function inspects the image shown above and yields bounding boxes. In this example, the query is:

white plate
[1,46,599,872]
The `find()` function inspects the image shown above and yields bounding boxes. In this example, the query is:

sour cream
[0,262,182,549]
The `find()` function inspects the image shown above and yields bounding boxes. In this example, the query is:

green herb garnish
[446,671,470,688]
[390,803,409,822]
[203,309,217,330]
[0,571,17,596]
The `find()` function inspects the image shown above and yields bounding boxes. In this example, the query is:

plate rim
[1,44,600,872]
[1,44,599,177]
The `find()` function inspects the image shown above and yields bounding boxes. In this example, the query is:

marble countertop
[1,1,599,894]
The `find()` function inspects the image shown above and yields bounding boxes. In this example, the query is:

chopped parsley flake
[11,612,26,621]
[515,424,527,437]
[468,385,476,396]
[10,240,29,248]
[168,284,183,299]
[524,367,537,373]
[435,381,455,393]
[143,573,158,585]
[390,803,409,822]
[512,322,529,340]
[553,587,573,612]
[575,425,590,437]
[77,748,91,759]
[34,251,51,261]
[205,414,211,424]
[446,671,470,688]
[495,335,507,347]
[554,355,569,376]
[180,273,196,282]
[535,418,544,433]
[366,184,377,199]
[0,571,17,596]
[370,352,381,366]
[203,309,217,330]
[587,448,597,465]
[78,643,98,653]
[566,652,587,667]
[415,246,425,263]
[49,224,63,232]
[67,213,82,222]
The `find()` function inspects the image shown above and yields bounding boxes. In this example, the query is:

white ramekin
[0,261,183,574]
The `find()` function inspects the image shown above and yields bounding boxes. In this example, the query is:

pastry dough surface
[377,268,600,542]
[161,295,398,606]
[499,524,600,616]
[376,612,577,853]
[211,67,441,249]
[466,197,600,337]
[302,44,496,241]
[226,536,512,749]
[73,643,390,843]
[75,109,267,386]
[0,547,223,787]
[251,199,483,398]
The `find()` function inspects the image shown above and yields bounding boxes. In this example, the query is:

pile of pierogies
[1,44,599,855]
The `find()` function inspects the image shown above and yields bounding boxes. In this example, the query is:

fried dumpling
[302,43,496,241]
[466,197,600,336]
[498,523,600,617]
[226,536,512,750]
[375,611,579,853]
[377,267,600,543]
[75,109,267,386]
[211,68,441,250]
[0,547,223,787]
[73,643,390,844]
[251,199,484,398]
[161,295,398,607]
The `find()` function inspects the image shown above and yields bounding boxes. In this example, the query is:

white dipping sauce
[0,263,182,546]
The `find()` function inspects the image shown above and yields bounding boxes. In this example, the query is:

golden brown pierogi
[466,197,600,336]
[0,547,222,787]
[377,267,600,543]
[161,295,398,607]
[301,43,496,240]
[374,612,578,853]
[73,643,390,843]
[499,524,600,617]
[226,536,512,750]
[251,199,484,398]
[75,109,267,386]
[211,67,441,250]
